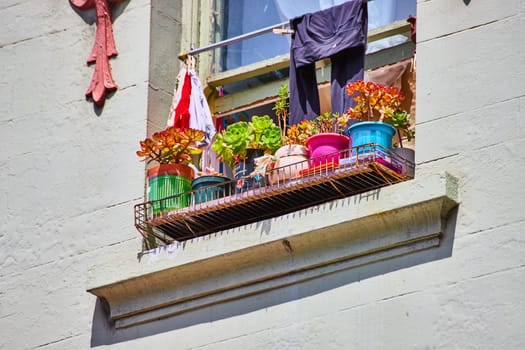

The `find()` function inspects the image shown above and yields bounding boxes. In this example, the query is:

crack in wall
[34,333,82,349]
[418,14,517,45]
[0,28,69,49]
[417,94,525,127]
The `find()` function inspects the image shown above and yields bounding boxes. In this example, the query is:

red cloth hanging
[172,70,192,129]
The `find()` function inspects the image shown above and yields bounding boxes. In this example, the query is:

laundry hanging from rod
[167,55,216,146]
[288,0,368,125]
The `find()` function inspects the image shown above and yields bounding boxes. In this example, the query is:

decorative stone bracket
[71,0,124,106]
[87,173,459,329]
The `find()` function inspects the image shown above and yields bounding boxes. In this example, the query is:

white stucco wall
[1,0,524,349]
[0,1,152,348]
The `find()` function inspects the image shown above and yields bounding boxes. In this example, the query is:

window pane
[213,0,416,72]
[368,0,416,52]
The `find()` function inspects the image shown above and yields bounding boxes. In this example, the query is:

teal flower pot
[192,175,232,204]
[347,121,396,154]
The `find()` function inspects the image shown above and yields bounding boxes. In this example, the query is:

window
[212,0,416,73]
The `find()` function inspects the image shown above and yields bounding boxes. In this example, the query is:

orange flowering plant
[314,112,353,134]
[345,80,405,122]
[136,127,205,165]
[284,120,316,146]
[346,80,415,147]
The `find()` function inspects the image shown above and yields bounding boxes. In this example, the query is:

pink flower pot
[306,133,350,167]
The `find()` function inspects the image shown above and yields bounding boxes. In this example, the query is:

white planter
[268,145,309,185]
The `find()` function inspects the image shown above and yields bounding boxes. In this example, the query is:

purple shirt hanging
[288,0,368,124]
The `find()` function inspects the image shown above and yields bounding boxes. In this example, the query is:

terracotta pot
[147,163,195,179]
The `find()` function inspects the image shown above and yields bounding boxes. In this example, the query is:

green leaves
[390,110,415,147]
[211,115,282,169]
[390,110,410,129]
[261,125,282,152]
[222,122,251,152]
[250,115,275,134]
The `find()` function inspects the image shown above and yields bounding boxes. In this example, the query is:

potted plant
[345,80,405,154]
[212,114,281,190]
[137,127,205,215]
[284,119,317,147]
[268,84,310,184]
[390,110,415,176]
[191,168,233,205]
[304,112,351,168]
[273,83,290,144]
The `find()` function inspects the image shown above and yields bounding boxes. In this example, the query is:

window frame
[204,19,414,115]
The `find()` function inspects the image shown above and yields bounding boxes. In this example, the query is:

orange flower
[345,80,406,122]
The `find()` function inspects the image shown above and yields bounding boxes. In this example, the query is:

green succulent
[212,115,282,169]
[261,125,282,152]
[222,121,251,154]
[390,110,415,147]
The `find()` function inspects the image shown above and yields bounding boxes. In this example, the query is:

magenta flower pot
[306,133,350,167]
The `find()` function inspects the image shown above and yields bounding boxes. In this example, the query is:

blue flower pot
[191,175,232,204]
[347,121,396,154]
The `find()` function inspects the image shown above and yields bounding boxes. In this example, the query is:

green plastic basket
[149,175,191,215]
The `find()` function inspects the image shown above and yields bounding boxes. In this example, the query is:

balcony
[135,144,415,245]
[97,169,459,329]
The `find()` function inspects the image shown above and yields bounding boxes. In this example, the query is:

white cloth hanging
[167,56,216,146]
[188,70,215,146]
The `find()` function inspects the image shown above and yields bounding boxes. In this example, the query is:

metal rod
[178,0,374,60]
[179,21,290,60]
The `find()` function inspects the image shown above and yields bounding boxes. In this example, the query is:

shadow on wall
[90,206,459,346]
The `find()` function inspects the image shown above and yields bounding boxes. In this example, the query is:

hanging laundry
[188,70,216,146]
[168,69,192,130]
[288,0,368,125]
[167,56,216,146]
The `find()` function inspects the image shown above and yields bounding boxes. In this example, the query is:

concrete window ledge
[88,172,459,329]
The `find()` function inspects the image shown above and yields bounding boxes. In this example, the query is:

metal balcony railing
[135,144,415,245]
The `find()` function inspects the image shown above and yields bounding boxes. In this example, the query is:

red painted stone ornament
[71,0,125,106]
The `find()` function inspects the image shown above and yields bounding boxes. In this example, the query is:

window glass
[367,0,416,53]
[213,0,416,72]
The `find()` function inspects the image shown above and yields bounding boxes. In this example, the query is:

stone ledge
[87,172,459,329]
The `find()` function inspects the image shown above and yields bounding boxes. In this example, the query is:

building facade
[1,0,524,349]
